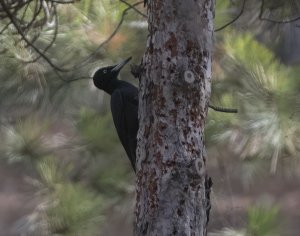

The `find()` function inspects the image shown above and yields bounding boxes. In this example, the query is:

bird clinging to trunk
[92,57,237,173]
[93,57,138,172]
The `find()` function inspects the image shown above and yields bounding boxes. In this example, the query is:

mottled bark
[135,0,214,235]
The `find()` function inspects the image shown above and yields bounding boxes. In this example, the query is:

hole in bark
[177,208,183,216]
[142,222,149,234]
[200,71,204,78]
[174,99,180,106]
[195,158,203,176]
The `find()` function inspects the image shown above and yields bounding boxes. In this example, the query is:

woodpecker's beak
[111,57,132,72]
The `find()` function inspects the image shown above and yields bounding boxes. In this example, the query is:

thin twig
[120,0,147,18]
[259,0,300,24]
[69,1,144,71]
[0,0,144,77]
[52,1,144,84]
[23,5,59,63]
[0,21,11,34]
[0,0,69,72]
[215,0,246,32]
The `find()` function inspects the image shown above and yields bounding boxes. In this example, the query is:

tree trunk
[135,0,214,235]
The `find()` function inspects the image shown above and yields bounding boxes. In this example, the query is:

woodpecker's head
[93,57,132,91]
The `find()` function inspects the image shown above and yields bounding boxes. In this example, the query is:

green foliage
[209,32,300,173]
[246,205,279,236]
[37,156,65,189]
[224,33,279,71]
[237,159,266,190]
[23,156,104,236]
[46,183,103,235]
[77,107,120,154]
[209,205,280,236]
[2,116,50,164]
[87,157,133,197]
[215,0,232,30]
[12,156,104,236]
[206,92,239,143]
[0,1,144,234]
[289,65,300,92]
[78,0,128,23]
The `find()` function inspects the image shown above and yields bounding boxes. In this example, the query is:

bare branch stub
[120,0,147,18]
[215,0,246,32]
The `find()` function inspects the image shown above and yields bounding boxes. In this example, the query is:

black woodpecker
[93,58,237,172]
[93,57,138,172]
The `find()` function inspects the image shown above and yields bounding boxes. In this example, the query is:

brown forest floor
[207,162,300,236]
[0,160,36,236]
[0,155,300,236]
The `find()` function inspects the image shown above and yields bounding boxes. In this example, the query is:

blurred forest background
[0,0,300,235]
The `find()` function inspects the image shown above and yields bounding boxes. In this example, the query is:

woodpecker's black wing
[110,87,138,172]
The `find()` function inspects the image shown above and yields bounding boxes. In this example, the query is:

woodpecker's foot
[130,64,143,79]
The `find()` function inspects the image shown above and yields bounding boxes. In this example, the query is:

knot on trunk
[184,70,195,83]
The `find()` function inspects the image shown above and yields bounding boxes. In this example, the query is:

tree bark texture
[135,0,214,235]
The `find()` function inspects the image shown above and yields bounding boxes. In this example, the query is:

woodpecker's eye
[103,69,107,74]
